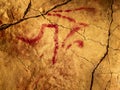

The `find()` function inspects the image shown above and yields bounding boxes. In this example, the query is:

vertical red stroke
[45,24,59,64]
[52,7,95,13]
[47,13,76,23]
[17,24,59,64]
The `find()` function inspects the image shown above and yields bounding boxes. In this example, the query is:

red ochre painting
[17,7,95,64]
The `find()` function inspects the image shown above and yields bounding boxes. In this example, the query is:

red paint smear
[79,22,88,26]
[47,13,76,23]
[74,7,95,12]
[64,9,72,12]
[17,24,59,64]
[65,40,83,50]
[62,23,88,47]
[66,44,72,50]
[17,28,44,45]
[74,40,84,48]
[62,26,80,48]
[63,26,80,44]
[0,20,2,25]
[53,7,95,13]
[32,75,43,89]
[45,24,59,64]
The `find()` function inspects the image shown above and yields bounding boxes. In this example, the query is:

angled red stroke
[74,40,84,48]
[66,40,84,50]
[62,23,88,47]
[52,7,95,13]
[17,24,59,64]
[47,13,76,23]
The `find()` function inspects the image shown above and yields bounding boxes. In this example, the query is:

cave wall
[0,0,119,90]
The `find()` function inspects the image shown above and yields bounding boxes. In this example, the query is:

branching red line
[17,24,59,64]
[16,7,91,64]
[62,23,88,47]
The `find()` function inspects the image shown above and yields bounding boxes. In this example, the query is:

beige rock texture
[0,0,119,90]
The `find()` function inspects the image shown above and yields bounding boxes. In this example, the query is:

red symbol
[17,7,95,64]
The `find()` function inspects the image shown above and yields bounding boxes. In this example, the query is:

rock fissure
[90,0,114,90]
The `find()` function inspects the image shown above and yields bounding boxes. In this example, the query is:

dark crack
[0,0,72,31]
[23,0,31,18]
[90,0,114,90]
[43,15,71,29]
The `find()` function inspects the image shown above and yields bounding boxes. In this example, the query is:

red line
[65,40,83,50]
[47,13,76,23]
[66,44,72,50]
[62,23,88,47]
[17,27,44,45]
[17,24,59,64]
[74,40,84,48]
[52,7,95,13]
[0,20,2,25]
[44,24,59,64]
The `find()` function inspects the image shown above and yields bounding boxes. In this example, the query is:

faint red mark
[17,7,95,64]
[62,23,88,47]
[66,40,83,50]
[0,20,2,25]
[52,7,95,13]
[39,54,44,58]
[74,40,84,48]
[66,44,72,50]
[47,13,76,23]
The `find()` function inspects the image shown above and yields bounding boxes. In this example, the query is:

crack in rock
[0,0,72,31]
[90,0,114,90]
[23,0,31,18]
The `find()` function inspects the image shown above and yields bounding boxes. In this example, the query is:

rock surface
[0,0,119,90]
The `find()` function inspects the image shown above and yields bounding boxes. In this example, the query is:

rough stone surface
[0,0,119,90]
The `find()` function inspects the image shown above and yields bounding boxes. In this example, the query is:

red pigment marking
[62,23,88,47]
[52,7,95,13]
[0,20,2,25]
[62,26,80,47]
[17,7,90,64]
[44,24,59,64]
[66,40,83,50]
[39,54,44,58]
[64,23,88,41]
[32,75,43,89]
[79,22,88,26]
[17,28,44,45]
[74,7,95,12]
[17,24,59,64]
[47,13,76,23]
[66,44,72,50]
[74,40,84,48]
